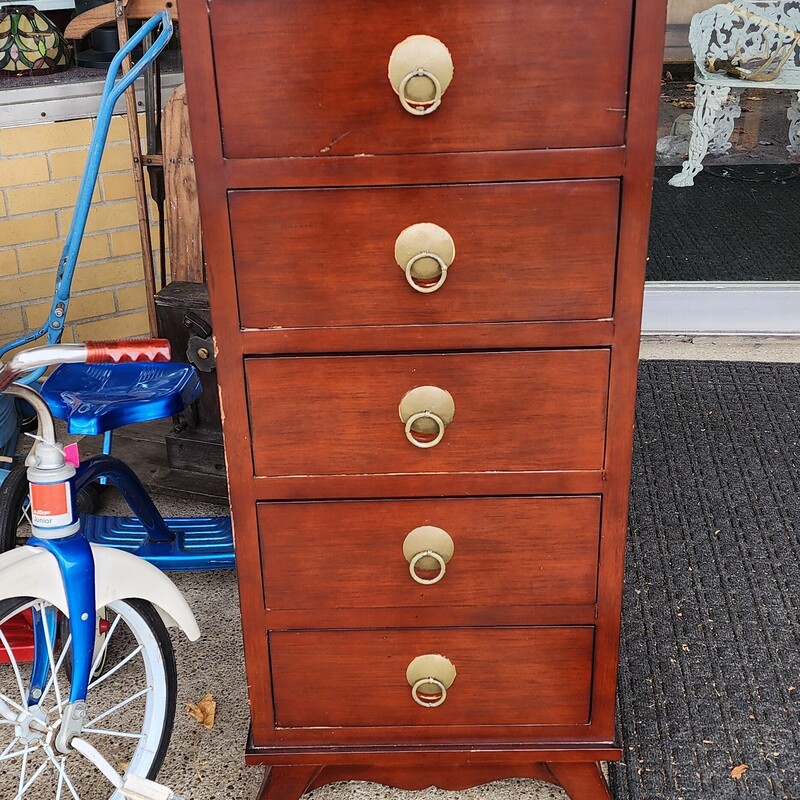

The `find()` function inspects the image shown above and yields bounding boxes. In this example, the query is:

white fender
[0,545,200,641]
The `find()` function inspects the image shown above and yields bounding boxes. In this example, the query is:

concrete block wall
[0,114,161,347]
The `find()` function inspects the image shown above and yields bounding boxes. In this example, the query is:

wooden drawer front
[269,627,594,729]
[246,350,609,478]
[210,1,632,159]
[230,181,619,329]
[259,497,600,610]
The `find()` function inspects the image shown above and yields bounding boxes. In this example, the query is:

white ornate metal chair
[670,1,800,186]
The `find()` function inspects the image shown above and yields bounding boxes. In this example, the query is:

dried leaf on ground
[671,99,695,109]
[730,764,748,780]
[186,692,217,729]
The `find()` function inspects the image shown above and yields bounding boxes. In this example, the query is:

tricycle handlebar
[0,339,171,392]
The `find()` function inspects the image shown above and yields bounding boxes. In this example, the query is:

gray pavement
[640,335,800,362]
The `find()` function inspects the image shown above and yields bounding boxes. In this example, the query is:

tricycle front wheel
[0,596,178,798]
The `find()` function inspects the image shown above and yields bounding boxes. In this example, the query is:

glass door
[642,0,800,335]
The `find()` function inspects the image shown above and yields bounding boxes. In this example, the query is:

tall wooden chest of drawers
[180,2,667,798]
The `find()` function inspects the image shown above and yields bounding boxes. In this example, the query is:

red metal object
[0,609,35,663]
[85,339,171,363]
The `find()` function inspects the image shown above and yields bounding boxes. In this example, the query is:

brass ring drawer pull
[399,68,443,115]
[406,654,457,707]
[409,549,446,582]
[405,252,448,293]
[388,35,453,116]
[404,411,445,448]
[403,525,455,585]
[411,676,447,706]
[394,223,455,294]
[398,386,455,448]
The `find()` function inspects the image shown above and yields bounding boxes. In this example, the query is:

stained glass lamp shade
[0,5,71,78]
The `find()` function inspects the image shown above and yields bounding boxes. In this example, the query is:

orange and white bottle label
[30,481,73,529]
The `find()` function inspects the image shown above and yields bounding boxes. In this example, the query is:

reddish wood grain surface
[257,767,322,800]
[239,320,615,357]
[269,627,594,729]
[246,745,623,766]
[259,496,601,610]
[257,760,614,799]
[229,181,619,329]
[177,0,669,791]
[264,605,597,633]
[209,0,632,159]
[249,469,604,502]
[245,349,610,477]
[587,0,670,744]
[222,147,626,190]
[221,145,626,189]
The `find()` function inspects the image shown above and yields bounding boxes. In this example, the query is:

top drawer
[210,0,633,159]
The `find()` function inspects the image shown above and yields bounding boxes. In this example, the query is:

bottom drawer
[269,627,594,729]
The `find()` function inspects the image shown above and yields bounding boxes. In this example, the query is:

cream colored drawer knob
[399,385,455,448]
[403,525,455,585]
[394,222,455,293]
[388,34,453,116]
[406,654,457,707]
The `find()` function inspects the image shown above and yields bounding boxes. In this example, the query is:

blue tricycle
[0,11,234,572]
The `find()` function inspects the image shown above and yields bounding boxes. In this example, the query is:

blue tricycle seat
[41,362,202,435]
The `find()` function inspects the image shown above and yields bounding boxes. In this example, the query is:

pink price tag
[63,443,80,467]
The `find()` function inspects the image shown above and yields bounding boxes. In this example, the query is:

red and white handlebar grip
[84,339,171,363]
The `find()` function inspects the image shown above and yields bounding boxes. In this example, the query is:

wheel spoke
[88,643,143,690]
[1,694,25,720]
[16,504,30,531]
[85,685,150,728]
[13,752,49,799]
[54,753,65,800]
[39,633,71,707]
[0,596,176,798]
[44,746,80,800]
[1,744,39,762]
[16,743,27,797]
[83,726,144,740]
[0,623,28,706]
[90,613,121,680]
[2,736,23,759]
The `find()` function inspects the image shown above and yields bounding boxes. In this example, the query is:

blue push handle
[101,10,174,111]
[0,11,174,377]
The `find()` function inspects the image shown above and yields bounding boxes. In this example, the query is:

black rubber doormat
[647,166,800,282]
[610,360,800,800]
